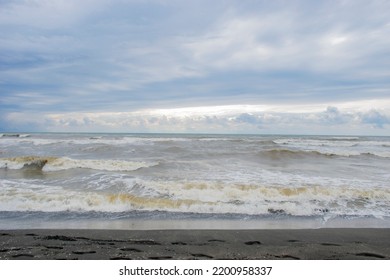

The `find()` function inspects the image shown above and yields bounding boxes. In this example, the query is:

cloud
[184,1,390,76]
[235,113,261,125]
[0,0,109,29]
[3,102,390,135]
[1,1,390,134]
[360,110,390,128]
[319,106,351,125]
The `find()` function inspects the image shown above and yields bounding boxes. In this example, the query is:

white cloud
[5,99,390,135]
[184,15,290,71]
[184,10,390,77]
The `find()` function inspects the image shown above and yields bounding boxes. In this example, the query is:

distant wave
[0,133,30,138]
[326,136,360,141]
[0,156,158,172]
[258,149,338,159]
[259,148,390,159]
[273,138,359,147]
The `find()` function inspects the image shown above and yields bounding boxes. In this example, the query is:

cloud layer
[5,102,390,135]
[1,0,390,134]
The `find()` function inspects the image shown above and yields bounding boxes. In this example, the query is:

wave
[0,133,30,138]
[273,138,357,147]
[0,156,158,172]
[0,136,191,146]
[259,147,390,159]
[1,179,389,218]
[272,137,390,147]
[258,149,338,159]
[328,136,360,140]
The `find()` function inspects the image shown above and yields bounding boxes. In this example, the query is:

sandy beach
[1,228,389,260]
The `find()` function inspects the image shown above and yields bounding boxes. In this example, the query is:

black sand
[1,229,389,260]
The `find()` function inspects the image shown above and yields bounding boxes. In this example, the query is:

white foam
[44,157,157,172]
[18,134,30,138]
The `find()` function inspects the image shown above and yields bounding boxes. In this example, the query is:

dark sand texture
[1,229,389,260]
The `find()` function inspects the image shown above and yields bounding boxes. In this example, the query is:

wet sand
[1,229,389,260]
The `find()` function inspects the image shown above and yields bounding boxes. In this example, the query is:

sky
[1,0,390,135]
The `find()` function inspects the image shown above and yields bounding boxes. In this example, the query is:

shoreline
[1,228,389,260]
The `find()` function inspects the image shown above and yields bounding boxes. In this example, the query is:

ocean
[0,133,389,229]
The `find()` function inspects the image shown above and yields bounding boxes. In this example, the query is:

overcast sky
[1,0,390,135]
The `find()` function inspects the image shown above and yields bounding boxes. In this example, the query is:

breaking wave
[0,133,30,138]
[1,179,389,217]
[0,156,158,172]
[258,149,338,159]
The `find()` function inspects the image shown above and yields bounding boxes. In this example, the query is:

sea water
[0,133,389,229]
